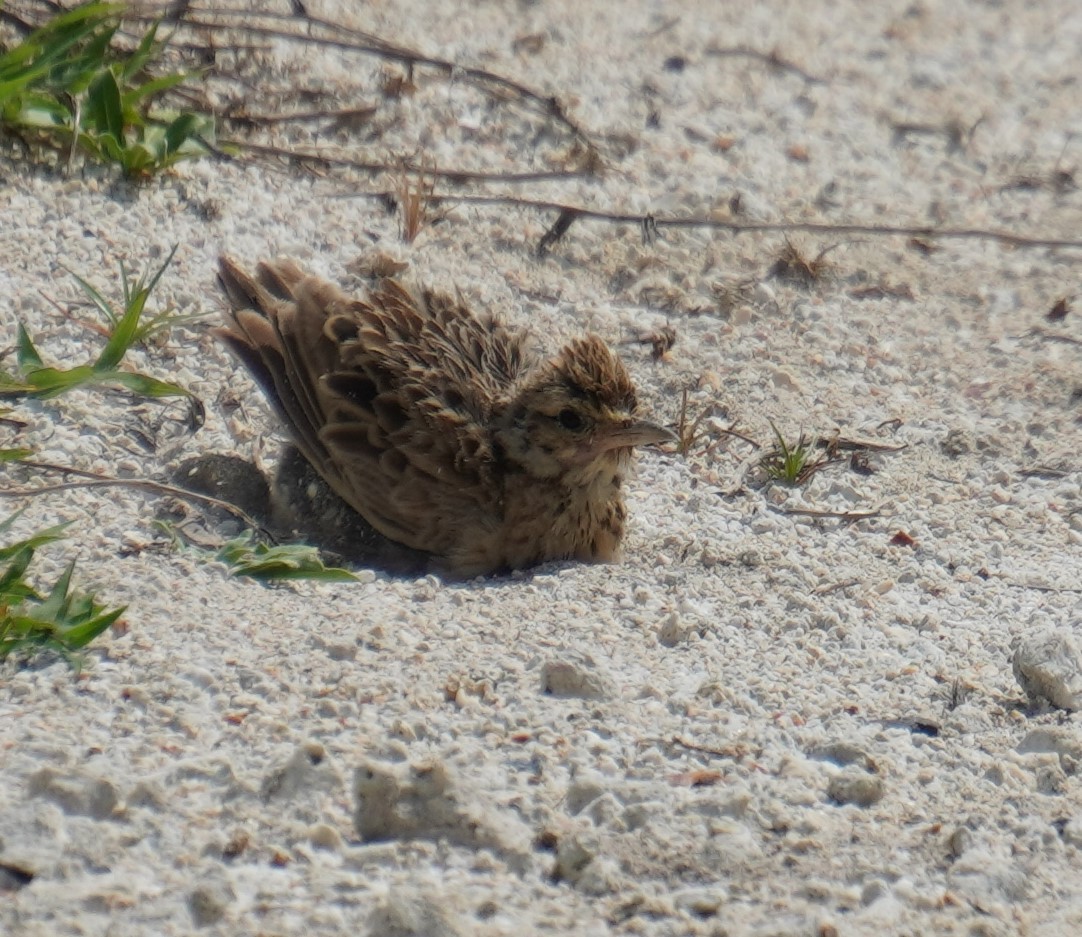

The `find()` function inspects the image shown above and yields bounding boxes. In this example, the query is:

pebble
[539,654,614,700]
[1012,629,1082,711]
[827,768,885,807]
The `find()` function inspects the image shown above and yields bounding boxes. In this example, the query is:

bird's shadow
[172,448,431,577]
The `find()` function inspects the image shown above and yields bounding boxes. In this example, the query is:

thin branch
[232,105,379,126]
[1004,580,1082,594]
[705,45,824,85]
[1017,466,1072,479]
[811,579,861,596]
[3,460,272,539]
[671,736,740,759]
[536,208,581,257]
[331,191,1082,252]
[769,505,883,523]
[124,6,598,152]
[1030,327,1082,346]
[224,140,591,184]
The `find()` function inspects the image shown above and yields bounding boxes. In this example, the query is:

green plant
[66,243,204,345]
[216,533,358,583]
[0,246,191,399]
[759,420,833,486]
[0,511,124,669]
[0,1,213,176]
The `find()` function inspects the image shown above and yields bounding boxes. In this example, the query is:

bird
[215,256,674,578]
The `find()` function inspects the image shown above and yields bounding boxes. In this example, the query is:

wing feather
[215,256,535,555]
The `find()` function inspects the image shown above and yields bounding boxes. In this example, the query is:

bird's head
[496,335,673,484]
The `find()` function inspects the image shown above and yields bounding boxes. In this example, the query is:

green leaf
[98,132,126,162]
[11,93,70,128]
[65,24,119,95]
[24,364,97,397]
[125,70,191,105]
[164,111,201,155]
[35,561,76,621]
[118,20,159,82]
[86,68,124,138]
[92,369,190,398]
[66,268,118,327]
[119,142,156,176]
[59,604,126,649]
[28,2,124,44]
[16,324,43,369]
[0,448,34,463]
[0,371,35,395]
[0,509,28,537]
[141,244,178,298]
[0,546,36,592]
[0,2,212,178]
[218,535,358,583]
[94,294,144,371]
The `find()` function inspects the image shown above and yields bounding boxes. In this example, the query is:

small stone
[673,886,724,916]
[352,758,525,858]
[565,774,606,815]
[365,889,464,937]
[827,767,885,807]
[319,640,357,661]
[1062,817,1082,849]
[860,878,889,905]
[770,366,802,392]
[1016,727,1082,766]
[308,823,344,851]
[1012,629,1082,711]
[188,881,234,927]
[657,612,690,647]
[551,829,598,885]
[940,429,974,458]
[946,826,971,858]
[261,742,342,802]
[26,769,119,820]
[540,654,613,700]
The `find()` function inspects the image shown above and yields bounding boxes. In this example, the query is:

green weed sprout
[216,533,359,583]
[0,246,192,400]
[0,511,124,669]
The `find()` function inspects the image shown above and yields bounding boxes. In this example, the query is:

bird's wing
[216,257,532,554]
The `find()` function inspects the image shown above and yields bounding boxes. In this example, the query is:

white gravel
[2,1,1082,934]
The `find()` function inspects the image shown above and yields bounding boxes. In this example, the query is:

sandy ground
[3,0,1082,934]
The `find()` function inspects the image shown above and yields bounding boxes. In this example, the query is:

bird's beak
[597,418,676,451]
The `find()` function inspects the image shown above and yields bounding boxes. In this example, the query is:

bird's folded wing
[217,257,531,553]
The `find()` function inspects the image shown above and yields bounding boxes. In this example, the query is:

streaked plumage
[215,256,672,577]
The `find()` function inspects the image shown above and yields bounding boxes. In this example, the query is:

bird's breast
[498,475,627,569]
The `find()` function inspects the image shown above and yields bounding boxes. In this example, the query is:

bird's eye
[556,408,584,430]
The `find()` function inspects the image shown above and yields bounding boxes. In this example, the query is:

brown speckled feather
[216,256,673,577]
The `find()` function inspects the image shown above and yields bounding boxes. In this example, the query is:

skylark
[216,256,673,577]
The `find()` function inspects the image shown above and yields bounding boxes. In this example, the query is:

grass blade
[93,369,190,398]
[59,604,126,649]
[118,19,159,82]
[16,324,43,369]
[0,546,36,592]
[66,268,119,326]
[0,448,34,463]
[24,364,97,397]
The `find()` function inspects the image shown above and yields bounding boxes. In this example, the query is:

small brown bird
[215,256,673,577]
